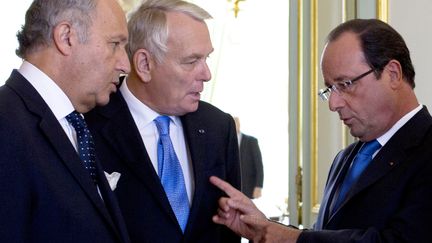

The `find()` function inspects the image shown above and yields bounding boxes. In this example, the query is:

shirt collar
[376,104,423,146]
[18,61,75,120]
[119,79,180,128]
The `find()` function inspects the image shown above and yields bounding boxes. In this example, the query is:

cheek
[167,74,190,94]
[358,94,388,124]
[86,68,113,93]
[157,66,195,98]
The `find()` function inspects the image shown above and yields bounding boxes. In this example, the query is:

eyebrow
[333,75,351,82]
[108,34,128,43]
[324,76,345,87]
[184,49,214,60]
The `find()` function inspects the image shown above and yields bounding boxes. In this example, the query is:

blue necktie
[332,139,381,213]
[66,111,98,184]
[154,116,189,232]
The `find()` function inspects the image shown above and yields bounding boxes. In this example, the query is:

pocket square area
[104,171,121,191]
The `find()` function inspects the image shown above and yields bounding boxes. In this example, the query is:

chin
[188,103,199,113]
[176,106,198,116]
[96,97,111,108]
[350,130,366,141]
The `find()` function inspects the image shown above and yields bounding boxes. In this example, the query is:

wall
[195,0,290,218]
[0,1,32,82]
[389,0,432,108]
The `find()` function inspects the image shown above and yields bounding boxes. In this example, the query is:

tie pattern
[154,116,190,232]
[66,111,98,184]
[332,139,381,213]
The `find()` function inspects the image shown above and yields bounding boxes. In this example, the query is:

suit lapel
[344,108,431,203]
[97,92,178,224]
[180,111,207,235]
[95,161,130,243]
[39,117,112,212]
[318,143,359,229]
[327,107,432,226]
[344,144,405,202]
[6,71,123,240]
[239,134,245,160]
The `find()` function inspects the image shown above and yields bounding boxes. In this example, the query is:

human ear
[53,21,75,56]
[385,59,403,89]
[133,49,153,83]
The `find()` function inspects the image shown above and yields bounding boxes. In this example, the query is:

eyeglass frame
[318,69,375,101]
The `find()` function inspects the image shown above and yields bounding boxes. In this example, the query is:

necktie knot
[359,139,381,156]
[66,111,87,131]
[154,115,170,136]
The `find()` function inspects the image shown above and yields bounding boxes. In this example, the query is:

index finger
[210,176,242,197]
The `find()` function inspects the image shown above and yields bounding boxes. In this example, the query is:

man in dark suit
[209,19,432,243]
[0,0,131,242]
[234,117,264,199]
[85,0,241,242]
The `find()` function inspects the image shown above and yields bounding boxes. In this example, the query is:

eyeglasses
[318,69,375,101]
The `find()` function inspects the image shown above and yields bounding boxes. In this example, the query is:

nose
[118,48,131,74]
[328,91,346,112]
[199,60,212,82]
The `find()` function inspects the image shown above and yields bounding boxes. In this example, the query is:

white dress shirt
[19,61,109,199]
[120,80,195,204]
[18,61,79,150]
[374,104,423,154]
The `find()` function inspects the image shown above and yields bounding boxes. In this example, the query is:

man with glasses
[208,19,432,243]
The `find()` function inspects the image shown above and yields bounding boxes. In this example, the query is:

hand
[210,176,301,242]
[210,176,266,239]
[253,187,262,199]
[241,216,301,243]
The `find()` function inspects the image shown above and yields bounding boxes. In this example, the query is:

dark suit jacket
[0,70,130,243]
[85,90,241,243]
[239,133,264,198]
[299,107,432,243]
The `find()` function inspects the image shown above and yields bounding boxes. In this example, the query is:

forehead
[322,32,363,68]
[165,11,213,55]
[321,32,368,80]
[92,0,128,36]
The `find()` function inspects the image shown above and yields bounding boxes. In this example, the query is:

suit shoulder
[197,101,226,113]
[0,84,33,123]
[241,133,258,142]
[193,101,233,122]
[86,91,127,119]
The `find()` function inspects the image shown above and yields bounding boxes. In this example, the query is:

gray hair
[127,0,212,63]
[16,0,97,58]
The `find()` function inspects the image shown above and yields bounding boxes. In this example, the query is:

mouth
[190,91,201,98]
[340,117,353,126]
[108,81,119,93]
